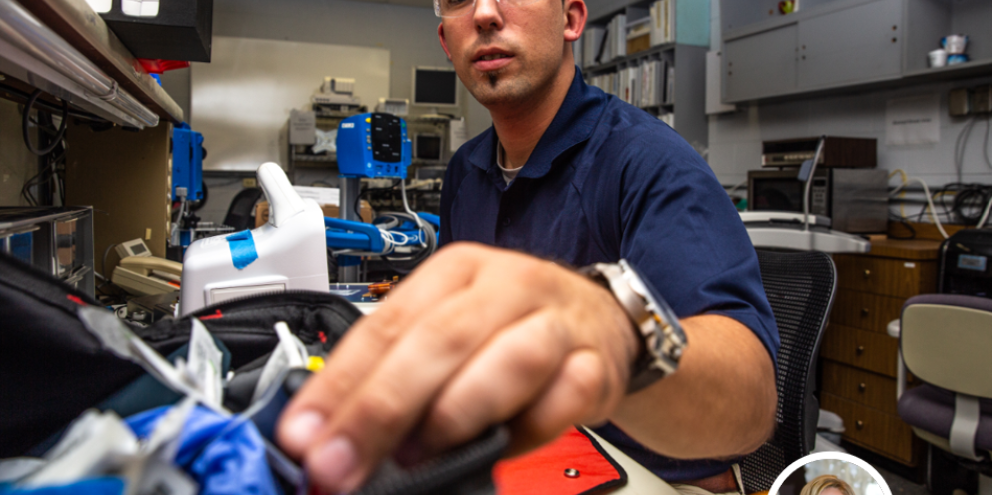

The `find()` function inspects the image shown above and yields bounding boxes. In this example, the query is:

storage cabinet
[721,0,992,103]
[819,239,941,467]
[797,0,903,89]
[724,24,798,101]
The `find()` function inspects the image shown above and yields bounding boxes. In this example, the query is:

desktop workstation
[0,0,990,494]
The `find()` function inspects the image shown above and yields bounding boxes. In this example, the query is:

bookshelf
[576,0,710,151]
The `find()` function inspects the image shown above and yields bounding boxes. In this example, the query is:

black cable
[355,180,401,217]
[0,82,108,122]
[20,150,65,206]
[378,211,437,274]
[22,90,68,156]
[952,186,991,224]
[888,213,916,240]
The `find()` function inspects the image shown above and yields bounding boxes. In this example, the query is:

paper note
[886,94,940,146]
[450,118,468,152]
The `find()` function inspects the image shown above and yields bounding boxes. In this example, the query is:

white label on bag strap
[251,322,308,404]
[78,306,227,416]
[186,319,224,410]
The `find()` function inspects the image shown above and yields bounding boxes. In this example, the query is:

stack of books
[649,0,677,46]
[587,60,675,109]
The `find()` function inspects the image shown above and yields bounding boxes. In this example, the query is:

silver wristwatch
[580,260,688,393]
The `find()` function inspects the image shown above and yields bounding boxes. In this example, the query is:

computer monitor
[414,133,443,162]
[412,67,459,108]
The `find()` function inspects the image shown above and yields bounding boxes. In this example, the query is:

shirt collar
[468,67,605,179]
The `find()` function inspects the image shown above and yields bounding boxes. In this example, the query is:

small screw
[564,469,580,478]
[892,37,897,43]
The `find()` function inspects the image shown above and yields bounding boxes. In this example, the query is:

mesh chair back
[740,250,837,493]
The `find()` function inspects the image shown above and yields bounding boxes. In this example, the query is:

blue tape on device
[226,230,259,270]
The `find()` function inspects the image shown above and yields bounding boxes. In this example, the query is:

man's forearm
[609,314,778,459]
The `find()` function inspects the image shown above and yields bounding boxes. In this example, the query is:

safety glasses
[434,0,543,18]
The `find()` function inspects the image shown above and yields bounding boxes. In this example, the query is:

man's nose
[473,0,504,31]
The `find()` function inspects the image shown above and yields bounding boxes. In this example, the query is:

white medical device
[178,163,329,316]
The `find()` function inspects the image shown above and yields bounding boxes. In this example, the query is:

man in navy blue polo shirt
[278,0,778,492]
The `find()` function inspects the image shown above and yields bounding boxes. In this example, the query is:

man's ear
[438,23,453,60]
[563,0,587,43]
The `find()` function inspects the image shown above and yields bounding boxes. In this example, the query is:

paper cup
[929,49,947,68]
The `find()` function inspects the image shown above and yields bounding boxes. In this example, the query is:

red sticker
[199,309,224,320]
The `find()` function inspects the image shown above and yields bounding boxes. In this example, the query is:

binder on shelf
[665,65,675,104]
[648,0,676,45]
[573,39,583,69]
[582,26,605,68]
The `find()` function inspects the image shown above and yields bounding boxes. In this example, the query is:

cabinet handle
[863,269,871,279]
[858,383,866,392]
[861,308,870,317]
[856,420,864,430]
[856,345,865,355]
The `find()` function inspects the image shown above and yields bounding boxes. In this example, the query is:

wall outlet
[973,84,991,114]
[949,84,992,116]
[949,88,970,116]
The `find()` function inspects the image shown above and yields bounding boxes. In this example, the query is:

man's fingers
[505,349,612,456]
[276,243,484,456]
[296,280,547,493]
[412,310,572,458]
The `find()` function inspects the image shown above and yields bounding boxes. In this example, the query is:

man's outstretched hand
[276,242,638,493]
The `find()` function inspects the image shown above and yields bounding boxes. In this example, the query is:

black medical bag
[0,251,506,495]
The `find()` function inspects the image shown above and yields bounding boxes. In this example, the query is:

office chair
[739,250,837,493]
[896,294,992,495]
[223,187,264,232]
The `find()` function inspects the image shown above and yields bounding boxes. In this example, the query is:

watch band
[579,261,687,394]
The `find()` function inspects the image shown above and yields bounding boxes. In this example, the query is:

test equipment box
[761,137,876,168]
[336,113,412,179]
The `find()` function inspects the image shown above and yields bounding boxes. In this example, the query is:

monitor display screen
[415,134,443,161]
[413,67,458,106]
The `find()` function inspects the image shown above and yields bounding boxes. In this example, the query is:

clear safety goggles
[434,0,542,18]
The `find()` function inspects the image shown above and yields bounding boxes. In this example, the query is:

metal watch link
[580,260,688,394]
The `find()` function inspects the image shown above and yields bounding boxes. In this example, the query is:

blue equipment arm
[324,217,385,254]
[417,212,440,229]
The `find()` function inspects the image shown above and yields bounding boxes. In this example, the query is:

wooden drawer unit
[830,291,904,332]
[821,393,915,465]
[819,238,941,468]
[833,255,936,299]
[820,323,899,377]
[821,361,897,415]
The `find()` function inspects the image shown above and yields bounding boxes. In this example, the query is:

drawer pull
[856,420,864,430]
[856,345,865,355]
[861,308,870,317]
[858,383,866,392]
[863,269,871,279]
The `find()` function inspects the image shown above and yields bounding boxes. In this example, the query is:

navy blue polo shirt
[439,68,778,481]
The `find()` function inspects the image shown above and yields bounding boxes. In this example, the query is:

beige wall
[0,99,38,206]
